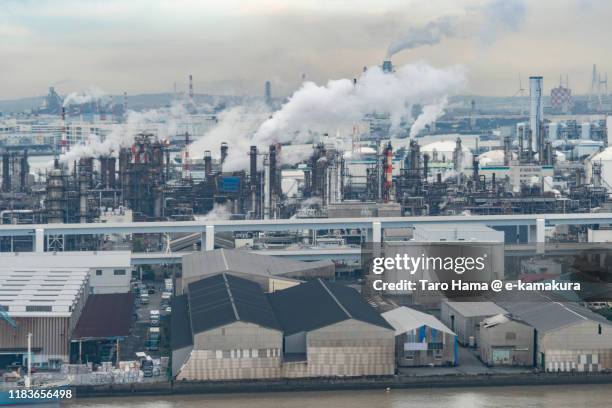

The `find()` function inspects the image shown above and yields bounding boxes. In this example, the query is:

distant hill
[0,93,259,114]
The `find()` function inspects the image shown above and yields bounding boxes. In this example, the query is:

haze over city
[1,0,611,99]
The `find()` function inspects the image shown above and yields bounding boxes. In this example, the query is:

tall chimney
[204,150,212,178]
[529,76,543,158]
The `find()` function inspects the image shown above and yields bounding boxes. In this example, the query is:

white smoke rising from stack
[251,63,464,159]
[59,101,189,163]
[63,86,107,107]
[188,103,271,172]
[386,0,526,58]
[386,17,455,58]
[409,97,448,138]
[188,62,464,172]
[195,202,233,221]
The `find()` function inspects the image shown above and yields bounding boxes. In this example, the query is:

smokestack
[108,157,116,189]
[2,152,10,193]
[60,107,68,155]
[19,150,28,192]
[268,145,278,215]
[383,142,393,201]
[382,60,393,73]
[220,142,228,165]
[189,74,194,100]
[204,150,212,178]
[123,91,128,117]
[529,76,543,157]
[183,132,191,179]
[249,146,258,185]
[264,81,272,106]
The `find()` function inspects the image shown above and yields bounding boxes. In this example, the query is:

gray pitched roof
[498,300,610,333]
[443,301,507,317]
[171,294,193,349]
[267,279,393,335]
[187,273,281,334]
[182,249,334,279]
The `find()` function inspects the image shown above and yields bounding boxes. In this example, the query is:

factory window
[404,351,415,360]
[505,332,517,340]
[114,269,126,276]
[96,270,103,276]
[258,348,268,358]
[26,305,52,312]
[599,324,602,335]
[222,350,231,359]
[215,350,222,359]
[428,342,443,350]
[434,350,443,360]
[0,305,7,312]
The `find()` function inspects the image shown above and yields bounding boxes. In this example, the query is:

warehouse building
[382,306,457,367]
[498,300,612,372]
[479,314,535,366]
[0,267,90,369]
[179,249,334,294]
[0,251,132,294]
[70,293,135,364]
[268,279,395,378]
[172,273,283,380]
[440,300,508,346]
[172,274,394,380]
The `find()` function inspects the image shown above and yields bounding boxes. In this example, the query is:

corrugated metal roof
[72,293,135,340]
[182,249,333,279]
[0,251,131,269]
[171,295,193,350]
[187,273,281,334]
[443,300,507,317]
[0,267,89,316]
[382,306,455,336]
[498,300,610,333]
[268,279,393,335]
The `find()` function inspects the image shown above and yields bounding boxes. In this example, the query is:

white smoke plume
[409,97,448,138]
[188,104,271,172]
[250,62,464,160]
[59,100,189,163]
[195,202,233,221]
[63,86,107,107]
[386,0,526,57]
[387,17,454,58]
[187,62,464,171]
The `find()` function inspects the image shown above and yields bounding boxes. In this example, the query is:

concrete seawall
[74,372,612,398]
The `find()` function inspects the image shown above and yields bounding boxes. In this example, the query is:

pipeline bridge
[0,213,611,262]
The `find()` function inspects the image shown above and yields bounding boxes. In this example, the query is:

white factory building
[0,267,90,368]
[0,251,132,294]
[440,301,508,346]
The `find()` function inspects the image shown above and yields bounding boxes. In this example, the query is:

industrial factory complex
[0,60,612,393]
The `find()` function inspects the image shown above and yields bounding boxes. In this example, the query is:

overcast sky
[0,0,610,99]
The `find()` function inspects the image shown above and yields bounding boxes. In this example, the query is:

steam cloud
[60,62,464,171]
[186,62,464,172]
[63,87,107,107]
[386,0,526,57]
[387,17,454,58]
[59,101,188,163]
